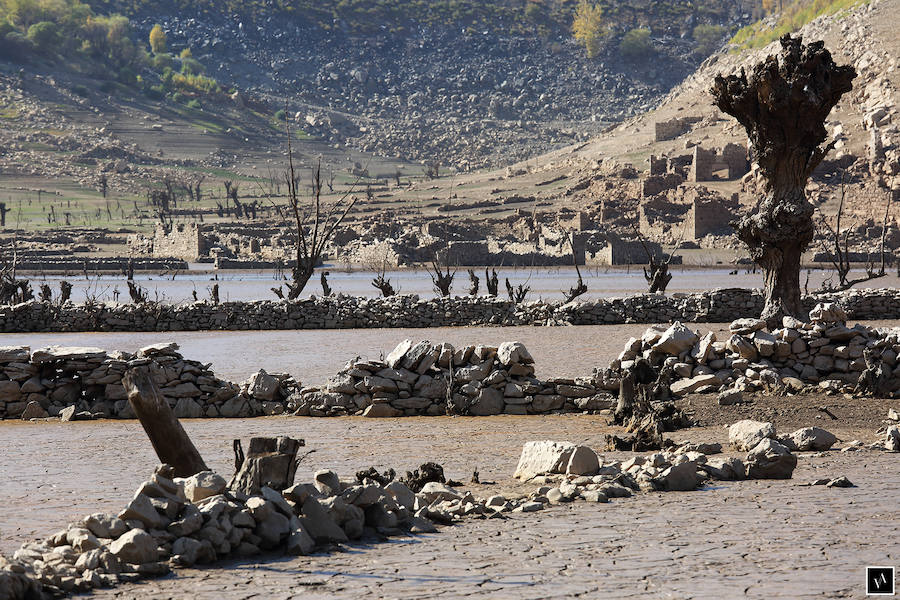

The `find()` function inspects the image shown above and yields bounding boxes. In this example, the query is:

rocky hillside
[85,0,751,170]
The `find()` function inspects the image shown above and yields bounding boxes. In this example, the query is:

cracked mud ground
[1,410,896,599]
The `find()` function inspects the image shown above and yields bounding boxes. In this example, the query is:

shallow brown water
[0,323,735,384]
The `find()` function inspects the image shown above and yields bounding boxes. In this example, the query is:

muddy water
[27,266,900,304]
[0,323,735,384]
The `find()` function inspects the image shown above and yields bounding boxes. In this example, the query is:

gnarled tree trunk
[711,35,856,324]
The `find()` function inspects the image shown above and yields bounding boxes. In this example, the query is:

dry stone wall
[612,303,900,398]
[0,343,294,421]
[2,288,900,333]
[294,340,615,418]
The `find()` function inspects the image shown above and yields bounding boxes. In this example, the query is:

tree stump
[228,436,304,495]
[711,35,856,323]
[122,366,209,478]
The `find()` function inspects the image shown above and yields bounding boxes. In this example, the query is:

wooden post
[122,366,209,478]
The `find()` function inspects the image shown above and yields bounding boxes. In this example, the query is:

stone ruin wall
[149,224,206,262]
[653,116,703,142]
[1,288,899,334]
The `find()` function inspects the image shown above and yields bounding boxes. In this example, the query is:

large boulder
[497,342,534,366]
[362,403,402,418]
[746,439,797,479]
[179,471,226,502]
[651,322,699,355]
[885,426,900,452]
[469,387,503,416]
[809,302,846,324]
[385,339,413,369]
[729,318,767,334]
[785,427,837,451]
[670,374,721,395]
[109,529,158,564]
[566,445,599,476]
[514,441,577,479]
[729,420,776,451]
[655,461,701,491]
[245,369,280,402]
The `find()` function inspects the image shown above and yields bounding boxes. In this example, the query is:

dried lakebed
[1,416,897,599]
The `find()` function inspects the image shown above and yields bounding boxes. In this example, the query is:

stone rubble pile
[511,426,813,503]
[293,339,614,418]
[0,462,473,597]
[0,343,294,421]
[3,288,900,332]
[612,303,900,398]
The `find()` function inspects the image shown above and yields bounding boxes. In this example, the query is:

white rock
[109,529,157,565]
[652,322,699,355]
[729,420,776,451]
[513,440,577,479]
[179,471,226,503]
[787,427,837,451]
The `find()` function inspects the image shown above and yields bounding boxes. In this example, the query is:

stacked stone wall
[2,288,900,332]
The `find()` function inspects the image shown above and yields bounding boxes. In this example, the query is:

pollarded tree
[711,35,855,323]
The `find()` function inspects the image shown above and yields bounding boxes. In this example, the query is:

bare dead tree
[97,173,108,199]
[127,280,147,304]
[39,283,52,302]
[372,272,396,297]
[815,175,888,291]
[427,250,455,297]
[467,269,479,296]
[209,284,220,305]
[563,231,588,302]
[712,35,856,323]
[505,278,530,303]
[631,222,683,294]
[59,280,72,304]
[425,160,440,179]
[320,271,332,296]
[485,268,499,296]
[271,286,285,299]
[285,124,358,300]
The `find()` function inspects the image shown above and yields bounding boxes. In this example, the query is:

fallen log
[122,365,209,478]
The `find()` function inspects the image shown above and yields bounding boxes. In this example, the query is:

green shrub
[144,84,165,100]
[620,28,653,60]
[186,98,201,109]
[99,80,116,93]
[117,66,136,85]
[152,51,173,70]
[26,21,58,53]
[180,56,204,75]
[2,31,34,59]
[274,108,286,122]
[693,24,727,55]
[171,91,185,103]
[71,83,88,97]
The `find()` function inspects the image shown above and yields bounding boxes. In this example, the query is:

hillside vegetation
[87,0,747,37]
[729,0,868,49]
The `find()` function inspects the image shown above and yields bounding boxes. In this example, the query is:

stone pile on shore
[612,303,900,399]
[3,287,900,332]
[293,339,614,418]
[0,343,294,421]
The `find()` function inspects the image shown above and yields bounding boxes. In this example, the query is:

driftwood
[229,436,305,495]
[122,366,209,478]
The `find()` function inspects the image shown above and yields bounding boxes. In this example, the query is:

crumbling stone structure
[654,116,702,141]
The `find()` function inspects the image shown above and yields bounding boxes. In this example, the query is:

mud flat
[0,410,895,599]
